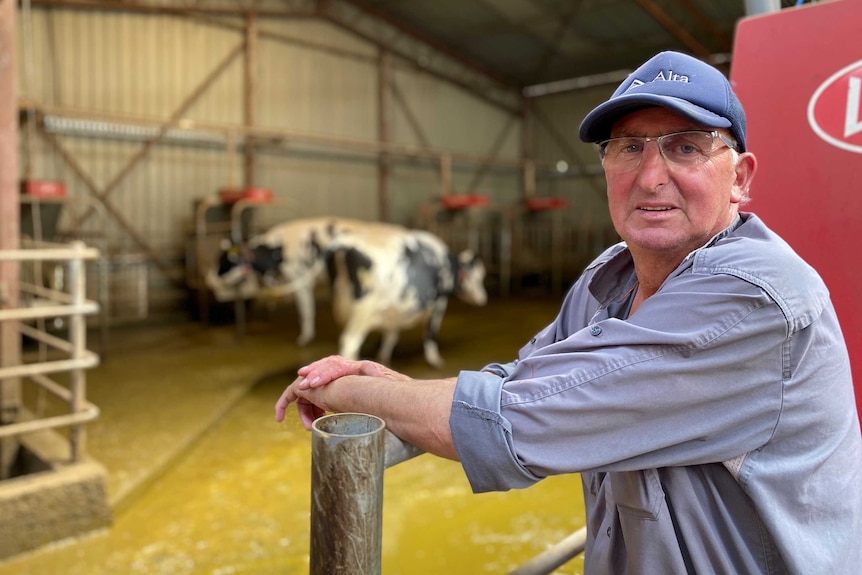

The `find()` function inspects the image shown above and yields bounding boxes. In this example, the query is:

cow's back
[255,217,403,280]
[328,228,452,328]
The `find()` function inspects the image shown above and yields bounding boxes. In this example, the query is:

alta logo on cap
[628,70,691,91]
[808,59,862,154]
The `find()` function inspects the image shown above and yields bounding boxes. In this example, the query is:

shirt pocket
[610,469,665,521]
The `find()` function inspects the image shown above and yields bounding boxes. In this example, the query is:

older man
[275,51,862,574]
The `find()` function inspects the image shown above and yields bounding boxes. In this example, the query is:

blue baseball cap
[578,51,747,151]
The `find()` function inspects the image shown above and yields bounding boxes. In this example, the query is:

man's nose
[633,140,670,188]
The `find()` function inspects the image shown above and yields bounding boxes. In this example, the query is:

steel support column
[0,0,22,479]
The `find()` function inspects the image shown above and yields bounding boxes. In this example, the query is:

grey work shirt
[450,213,862,574]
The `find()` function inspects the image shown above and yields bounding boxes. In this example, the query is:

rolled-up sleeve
[450,370,543,493]
[450,271,790,494]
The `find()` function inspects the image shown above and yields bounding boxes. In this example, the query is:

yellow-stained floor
[0,295,586,575]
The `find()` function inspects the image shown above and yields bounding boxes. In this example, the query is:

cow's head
[455,250,487,306]
[205,239,261,302]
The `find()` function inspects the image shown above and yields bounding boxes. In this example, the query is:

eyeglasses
[597,130,738,171]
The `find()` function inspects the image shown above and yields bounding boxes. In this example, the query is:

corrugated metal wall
[15,3,613,320]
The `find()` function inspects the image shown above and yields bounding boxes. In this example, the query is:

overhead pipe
[523,51,733,99]
[745,0,782,16]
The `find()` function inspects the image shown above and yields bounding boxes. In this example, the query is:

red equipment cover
[731,0,862,420]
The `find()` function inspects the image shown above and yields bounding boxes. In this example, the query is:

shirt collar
[589,214,745,306]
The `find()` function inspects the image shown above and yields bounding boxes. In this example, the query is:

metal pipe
[383,428,424,468]
[508,527,588,575]
[0,354,99,380]
[0,403,100,439]
[0,302,99,320]
[307,414,585,574]
[310,413,386,575]
[194,196,223,324]
[0,244,100,261]
[18,321,75,353]
[19,280,77,304]
[30,103,542,170]
[68,253,87,460]
[29,372,75,402]
[745,0,781,16]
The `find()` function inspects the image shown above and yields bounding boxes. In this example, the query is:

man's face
[603,107,755,263]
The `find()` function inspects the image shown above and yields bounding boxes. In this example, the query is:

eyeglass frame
[596,130,739,168]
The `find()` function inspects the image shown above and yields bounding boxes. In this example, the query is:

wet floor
[0,294,586,575]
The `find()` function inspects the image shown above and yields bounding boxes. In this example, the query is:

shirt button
[590,325,602,336]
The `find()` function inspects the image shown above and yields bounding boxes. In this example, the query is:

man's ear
[732,152,758,204]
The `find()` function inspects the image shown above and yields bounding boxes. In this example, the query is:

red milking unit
[731,0,862,424]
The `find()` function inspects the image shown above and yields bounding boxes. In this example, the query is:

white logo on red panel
[808,60,862,153]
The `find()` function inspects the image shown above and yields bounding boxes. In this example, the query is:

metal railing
[310,412,586,575]
[0,240,101,462]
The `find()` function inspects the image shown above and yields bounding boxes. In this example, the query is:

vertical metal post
[522,159,536,199]
[0,0,21,480]
[440,153,452,196]
[310,413,385,575]
[377,49,391,223]
[745,0,781,16]
[68,242,87,461]
[244,13,257,188]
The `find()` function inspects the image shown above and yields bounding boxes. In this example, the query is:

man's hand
[274,355,409,429]
[295,355,409,390]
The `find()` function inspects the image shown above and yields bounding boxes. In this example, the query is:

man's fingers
[274,392,290,422]
[274,376,305,422]
[297,398,326,430]
[297,355,365,389]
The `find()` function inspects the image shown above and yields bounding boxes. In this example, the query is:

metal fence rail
[0,240,101,461]
[309,412,585,575]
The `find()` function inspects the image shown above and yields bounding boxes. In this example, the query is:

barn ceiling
[26,0,813,99]
[347,0,811,91]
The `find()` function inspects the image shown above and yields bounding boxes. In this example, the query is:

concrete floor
[0,294,586,575]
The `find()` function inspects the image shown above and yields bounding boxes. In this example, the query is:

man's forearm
[309,375,459,461]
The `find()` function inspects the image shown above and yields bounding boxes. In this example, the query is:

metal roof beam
[633,0,713,60]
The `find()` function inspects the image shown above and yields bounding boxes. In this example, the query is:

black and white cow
[206,217,405,346]
[326,227,487,367]
[205,217,486,366]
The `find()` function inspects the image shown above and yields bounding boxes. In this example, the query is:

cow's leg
[423,298,448,368]
[377,330,400,365]
[338,321,369,361]
[294,286,316,346]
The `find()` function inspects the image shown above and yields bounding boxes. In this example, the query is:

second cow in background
[206,217,487,367]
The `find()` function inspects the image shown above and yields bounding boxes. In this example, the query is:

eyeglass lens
[600,130,721,167]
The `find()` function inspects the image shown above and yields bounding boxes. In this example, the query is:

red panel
[731,0,862,419]
[525,197,568,212]
[219,187,273,204]
[440,194,489,210]
[20,179,66,198]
